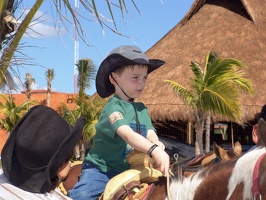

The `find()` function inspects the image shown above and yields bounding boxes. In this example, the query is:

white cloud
[41,86,57,91]
[31,82,39,90]
[19,9,67,38]
[25,23,63,38]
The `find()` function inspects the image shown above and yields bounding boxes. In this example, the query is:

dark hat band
[15,148,47,171]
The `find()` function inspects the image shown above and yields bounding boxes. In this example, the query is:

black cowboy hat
[1,105,85,193]
[96,45,165,98]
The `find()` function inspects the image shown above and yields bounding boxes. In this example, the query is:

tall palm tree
[45,68,55,106]
[0,94,36,133]
[24,73,35,102]
[76,59,96,98]
[165,51,253,155]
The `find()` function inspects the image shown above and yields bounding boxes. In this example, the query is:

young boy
[67,45,170,200]
[0,105,85,199]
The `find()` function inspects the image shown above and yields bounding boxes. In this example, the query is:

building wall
[0,90,78,153]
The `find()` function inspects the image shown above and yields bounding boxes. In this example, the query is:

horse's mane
[169,157,239,200]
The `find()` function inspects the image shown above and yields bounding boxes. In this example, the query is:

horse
[167,118,266,200]
[59,142,241,199]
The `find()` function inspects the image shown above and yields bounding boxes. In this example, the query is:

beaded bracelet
[147,144,158,157]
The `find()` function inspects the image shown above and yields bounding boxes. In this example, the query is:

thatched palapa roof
[137,0,266,123]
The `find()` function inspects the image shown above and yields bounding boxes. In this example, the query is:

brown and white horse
[59,142,242,199]
[168,118,266,200]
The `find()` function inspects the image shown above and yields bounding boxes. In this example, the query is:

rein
[167,169,175,200]
[253,152,266,200]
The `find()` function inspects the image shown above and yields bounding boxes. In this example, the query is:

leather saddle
[59,150,162,200]
[100,150,162,200]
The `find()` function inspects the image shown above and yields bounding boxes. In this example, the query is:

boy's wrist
[147,144,158,157]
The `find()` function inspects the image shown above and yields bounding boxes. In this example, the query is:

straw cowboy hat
[1,105,85,193]
[96,45,165,98]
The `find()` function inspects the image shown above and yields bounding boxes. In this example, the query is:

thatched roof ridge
[137,0,266,123]
[180,0,266,26]
[179,0,206,26]
[241,0,266,25]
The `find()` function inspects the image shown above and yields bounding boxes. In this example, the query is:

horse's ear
[233,141,242,156]
[213,142,222,160]
[213,142,230,161]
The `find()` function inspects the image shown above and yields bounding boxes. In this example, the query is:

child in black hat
[0,105,85,198]
[68,45,170,200]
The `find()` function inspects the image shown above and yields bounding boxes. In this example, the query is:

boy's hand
[151,147,169,176]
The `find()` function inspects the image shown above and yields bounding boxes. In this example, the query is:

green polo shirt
[85,94,155,174]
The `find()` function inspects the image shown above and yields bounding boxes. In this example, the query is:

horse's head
[201,141,242,167]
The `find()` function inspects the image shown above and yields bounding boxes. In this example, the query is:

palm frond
[0,0,44,84]
[200,84,241,120]
[190,60,203,80]
[106,0,116,30]
[204,58,245,84]
[0,94,36,131]
[164,80,195,106]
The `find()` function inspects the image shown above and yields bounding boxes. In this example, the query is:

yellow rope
[167,169,175,200]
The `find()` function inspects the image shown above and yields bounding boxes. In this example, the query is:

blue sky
[13,0,194,95]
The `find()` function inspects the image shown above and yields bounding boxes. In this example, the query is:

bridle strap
[253,152,266,199]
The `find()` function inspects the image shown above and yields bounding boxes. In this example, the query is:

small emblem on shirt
[109,112,123,124]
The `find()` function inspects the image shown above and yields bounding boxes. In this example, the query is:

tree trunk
[187,121,194,145]
[47,91,50,106]
[194,119,204,155]
[205,111,211,152]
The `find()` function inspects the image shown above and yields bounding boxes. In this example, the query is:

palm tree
[24,73,35,102]
[0,0,44,90]
[0,94,37,133]
[165,51,253,155]
[57,94,107,160]
[0,1,138,90]
[75,58,96,159]
[76,59,96,98]
[45,68,55,106]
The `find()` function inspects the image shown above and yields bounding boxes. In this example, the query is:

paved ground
[159,136,195,162]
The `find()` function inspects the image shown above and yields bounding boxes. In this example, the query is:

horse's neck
[169,172,204,200]
[169,148,266,200]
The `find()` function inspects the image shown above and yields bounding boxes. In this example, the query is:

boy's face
[111,65,148,100]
